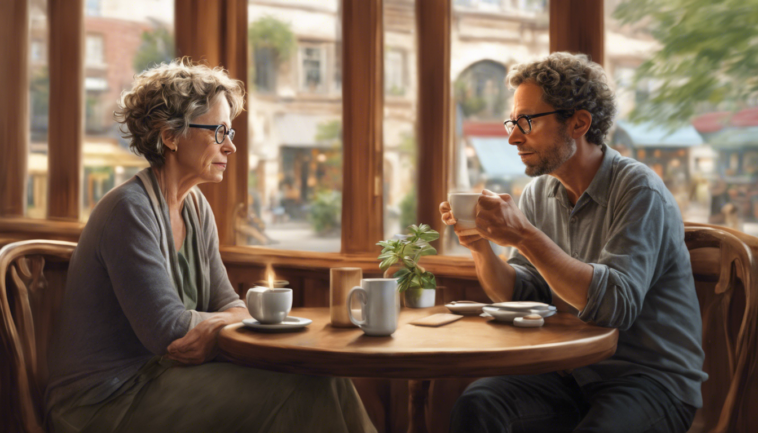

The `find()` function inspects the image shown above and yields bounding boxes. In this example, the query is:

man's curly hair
[506,52,616,146]
[114,57,245,167]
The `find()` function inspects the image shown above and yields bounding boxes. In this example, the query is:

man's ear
[569,109,592,140]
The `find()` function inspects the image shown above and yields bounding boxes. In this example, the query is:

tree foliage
[248,16,296,61]
[133,27,174,73]
[614,0,758,127]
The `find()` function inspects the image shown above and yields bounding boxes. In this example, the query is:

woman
[45,59,376,433]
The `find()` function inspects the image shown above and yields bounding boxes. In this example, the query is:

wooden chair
[0,240,76,433]
[684,224,758,433]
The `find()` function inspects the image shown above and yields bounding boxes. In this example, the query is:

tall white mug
[347,278,399,336]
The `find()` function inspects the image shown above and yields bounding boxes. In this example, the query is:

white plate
[482,306,556,323]
[490,301,554,311]
[242,316,312,332]
[445,301,490,315]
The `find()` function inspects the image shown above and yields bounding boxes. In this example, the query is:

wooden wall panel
[549,0,604,65]
[0,0,29,217]
[47,0,84,220]
[416,0,452,252]
[341,0,384,254]
[176,0,248,245]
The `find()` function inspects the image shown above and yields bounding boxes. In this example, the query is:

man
[440,52,707,433]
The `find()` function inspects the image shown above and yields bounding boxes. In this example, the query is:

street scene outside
[26,0,758,253]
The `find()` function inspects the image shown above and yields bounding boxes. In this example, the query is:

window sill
[220,245,478,279]
[0,217,480,280]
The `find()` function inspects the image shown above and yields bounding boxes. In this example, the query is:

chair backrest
[1,240,76,433]
[684,224,758,433]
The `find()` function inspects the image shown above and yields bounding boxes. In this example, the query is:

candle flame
[266,264,275,289]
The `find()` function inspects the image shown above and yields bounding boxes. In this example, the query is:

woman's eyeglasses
[188,124,235,144]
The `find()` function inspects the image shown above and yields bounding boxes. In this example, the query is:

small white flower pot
[404,288,436,308]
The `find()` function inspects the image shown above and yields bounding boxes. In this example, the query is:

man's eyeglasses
[503,110,572,135]
[188,124,235,144]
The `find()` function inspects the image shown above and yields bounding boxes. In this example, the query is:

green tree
[614,0,758,127]
[133,27,174,73]
[310,190,342,235]
[248,16,296,86]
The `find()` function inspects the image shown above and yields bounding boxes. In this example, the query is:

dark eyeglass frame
[503,110,572,135]
[188,123,235,144]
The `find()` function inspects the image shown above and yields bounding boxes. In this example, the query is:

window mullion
[0,0,30,217]
[47,0,84,220]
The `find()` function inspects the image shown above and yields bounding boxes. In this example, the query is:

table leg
[408,379,431,433]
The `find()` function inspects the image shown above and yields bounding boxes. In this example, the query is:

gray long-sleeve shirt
[46,176,244,409]
[509,145,707,407]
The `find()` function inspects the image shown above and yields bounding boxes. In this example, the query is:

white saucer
[242,316,312,332]
[490,301,555,312]
[482,306,556,323]
[513,316,545,327]
[445,301,490,315]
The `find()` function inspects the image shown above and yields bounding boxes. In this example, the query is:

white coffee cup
[448,192,482,231]
[246,287,293,324]
[347,279,400,336]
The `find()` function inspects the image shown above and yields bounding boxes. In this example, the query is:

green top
[177,204,200,310]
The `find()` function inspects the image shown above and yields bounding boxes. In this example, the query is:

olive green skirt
[47,357,376,433]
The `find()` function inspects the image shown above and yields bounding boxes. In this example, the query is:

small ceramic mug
[246,287,292,324]
[347,279,399,336]
[448,192,482,232]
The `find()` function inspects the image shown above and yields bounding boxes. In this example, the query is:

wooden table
[218,306,618,433]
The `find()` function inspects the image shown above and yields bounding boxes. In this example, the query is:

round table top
[218,306,618,379]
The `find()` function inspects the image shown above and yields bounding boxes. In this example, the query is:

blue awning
[469,137,525,178]
[614,120,704,148]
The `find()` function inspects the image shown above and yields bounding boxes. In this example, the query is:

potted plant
[377,224,439,308]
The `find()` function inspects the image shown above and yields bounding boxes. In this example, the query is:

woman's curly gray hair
[506,52,616,146]
[115,57,245,167]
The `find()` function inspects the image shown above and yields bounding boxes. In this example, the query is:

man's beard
[523,126,576,177]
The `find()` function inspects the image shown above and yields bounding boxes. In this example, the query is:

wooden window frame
[0,0,603,277]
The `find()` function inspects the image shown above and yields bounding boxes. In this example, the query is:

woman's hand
[440,200,490,252]
[165,308,249,365]
[475,189,536,248]
[165,315,228,365]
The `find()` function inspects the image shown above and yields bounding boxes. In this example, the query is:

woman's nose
[222,137,236,155]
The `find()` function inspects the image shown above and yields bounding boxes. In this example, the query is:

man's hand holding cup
[440,192,488,252]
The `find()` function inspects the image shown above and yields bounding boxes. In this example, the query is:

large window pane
[28,0,49,219]
[243,0,343,252]
[383,0,417,240]
[80,0,173,220]
[605,0,758,236]
[446,0,550,256]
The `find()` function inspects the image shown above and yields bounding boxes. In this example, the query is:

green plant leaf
[417,245,437,257]
[377,252,396,260]
[379,256,398,271]
[402,257,415,268]
[410,274,422,289]
[418,231,439,242]
[393,268,411,278]
[421,272,437,289]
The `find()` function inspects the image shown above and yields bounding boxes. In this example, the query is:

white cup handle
[347,286,367,327]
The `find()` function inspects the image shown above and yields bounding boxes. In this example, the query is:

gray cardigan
[45,175,244,409]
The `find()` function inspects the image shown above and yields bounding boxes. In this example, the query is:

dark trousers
[449,373,696,433]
